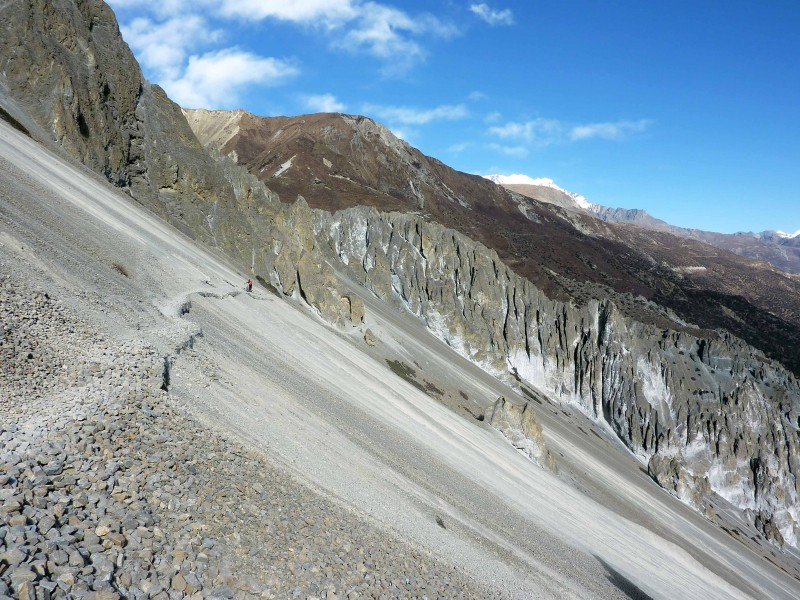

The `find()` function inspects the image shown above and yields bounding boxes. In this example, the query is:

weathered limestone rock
[364,329,378,346]
[0,0,238,247]
[489,397,556,471]
[0,0,365,329]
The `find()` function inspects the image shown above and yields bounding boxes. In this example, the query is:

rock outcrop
[489,397,556,471]
[184,109,800,379]
[0,0,363,329]
[306,206,800,547]
[0,0,237,247]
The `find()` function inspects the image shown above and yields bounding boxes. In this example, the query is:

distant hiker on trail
[246,279,252,292]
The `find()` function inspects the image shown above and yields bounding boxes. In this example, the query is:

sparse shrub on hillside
[112,262,129,277]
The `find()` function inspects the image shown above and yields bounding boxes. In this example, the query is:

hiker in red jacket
[246,279,252,292]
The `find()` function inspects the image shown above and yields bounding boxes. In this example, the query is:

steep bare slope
[2,0,800,583]
[4,117,800,599]
[186,109,800,376]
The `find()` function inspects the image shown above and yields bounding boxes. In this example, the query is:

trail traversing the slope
[0,273,497,599]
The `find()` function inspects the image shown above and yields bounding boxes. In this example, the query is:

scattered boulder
[489,397,556,472]
[364,329,378,346]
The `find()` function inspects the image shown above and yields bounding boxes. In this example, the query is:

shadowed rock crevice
[594,557,655,600]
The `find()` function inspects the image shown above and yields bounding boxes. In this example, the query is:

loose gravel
[1,273,496,598]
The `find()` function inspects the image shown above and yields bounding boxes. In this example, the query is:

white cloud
[488,117,652,147]
[487,143,528,157]
[489,118,563,146]
[303,93,347,113]
[217,0,357,26]
[362,103,469,125]
[570,119,652,141]
[470,3,514,26]
[447,141,473,153]
[112,5,301,110]
[121,16,220,80]
[468,91,486,102]
[165,49,299,108]
[334,3,458,74]
[112,0,459,79]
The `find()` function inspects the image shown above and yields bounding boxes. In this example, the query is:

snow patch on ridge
[273,155,296,178]
[483,174,592,209]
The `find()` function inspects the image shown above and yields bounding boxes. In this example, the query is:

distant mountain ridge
[487,174,800,274]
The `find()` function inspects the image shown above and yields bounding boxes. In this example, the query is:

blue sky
[107,1,799,234]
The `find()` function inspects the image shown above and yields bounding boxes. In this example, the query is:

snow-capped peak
[483,174,592,210]
[775,230,800,239]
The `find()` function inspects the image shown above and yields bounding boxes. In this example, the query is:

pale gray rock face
[489,397,556,471]
[309,206,800,547]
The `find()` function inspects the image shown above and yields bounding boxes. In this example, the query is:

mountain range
[489,174,800,275]
[1,1,800,598]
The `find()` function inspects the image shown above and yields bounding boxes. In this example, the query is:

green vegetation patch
[385,359,443,398]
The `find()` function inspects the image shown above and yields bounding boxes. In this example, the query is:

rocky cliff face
[0,0,362,330]
[0,0,239,247]
[262,205,799,547]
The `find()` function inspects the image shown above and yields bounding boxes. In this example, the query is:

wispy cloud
[216,0,357,25]
[488,143,528,157]
[470,3,514,26]
[570,119,652,141]
[166,50,299,108]
[108,0,460,108]
[120,16,222,80]
[489,118,563,146]
[333,4,459,75]
[488,117,652,148]
[303,93,347,113]
[362,103,469,125]
[448,141,474,154]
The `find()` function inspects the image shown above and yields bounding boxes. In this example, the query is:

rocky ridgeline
[0,277,492,599]
[290,206,800,548]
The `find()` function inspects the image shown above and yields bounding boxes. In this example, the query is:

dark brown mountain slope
[185,109,800,375]
[506,182,800,274]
